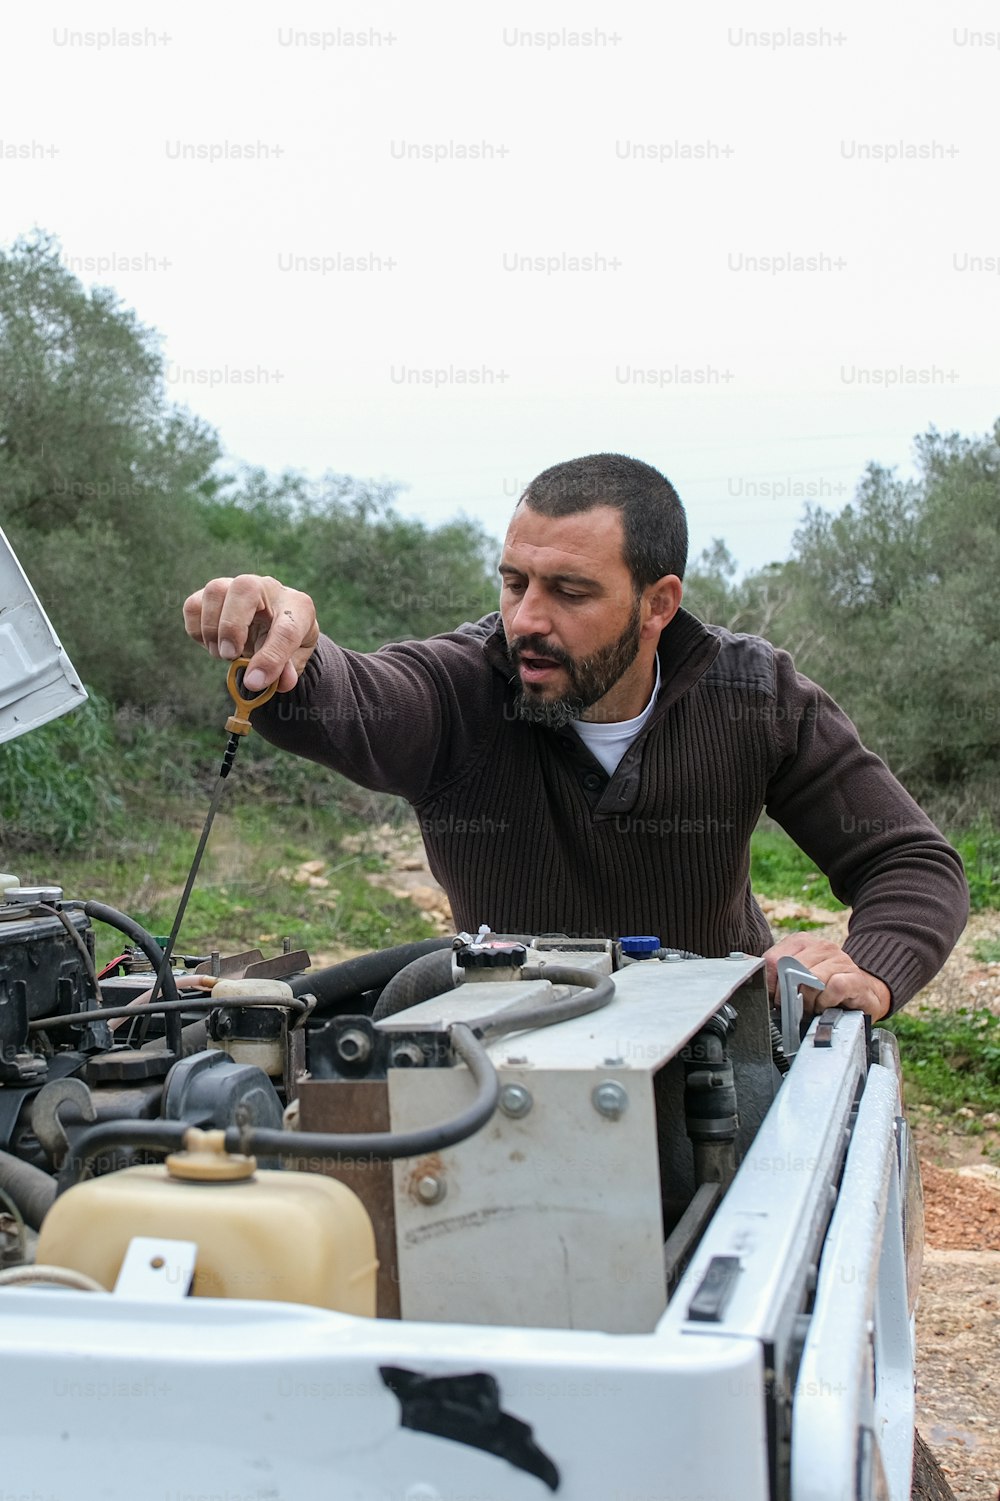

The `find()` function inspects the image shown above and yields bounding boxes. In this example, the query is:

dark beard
[509,599,643,729]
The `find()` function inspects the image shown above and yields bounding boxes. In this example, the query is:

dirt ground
[347,826,1000,1498]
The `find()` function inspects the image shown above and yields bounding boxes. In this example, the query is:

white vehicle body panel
[0,524,87,743]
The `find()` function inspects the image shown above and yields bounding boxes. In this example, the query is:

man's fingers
[216,575,279,662]
[242,586,318,690]
[762,930,819,995]
[183,577,237,657]
[183,575,319,690]
[183,580,232,653]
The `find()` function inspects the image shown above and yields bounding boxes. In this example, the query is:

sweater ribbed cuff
[842,933,927,1016]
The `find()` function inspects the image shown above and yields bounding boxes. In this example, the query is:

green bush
[0,695,124,851]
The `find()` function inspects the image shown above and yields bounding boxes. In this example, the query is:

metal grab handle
[775,956,826,1061]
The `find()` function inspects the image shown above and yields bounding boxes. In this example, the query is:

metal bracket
[775,958,825,1061]
[114,1236,197,1299]
[31,1076,96,1167]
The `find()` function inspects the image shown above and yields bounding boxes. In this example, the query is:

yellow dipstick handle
[225,657,278,735]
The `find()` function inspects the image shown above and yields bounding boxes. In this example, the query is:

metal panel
[661,1011,868,1345]
[391,1061,666,1331]
[790,1063,913,1501]
[0,524,87,742]
[387,954,765,1332]
[0,1288,771,1501]
[378,952,764,1071]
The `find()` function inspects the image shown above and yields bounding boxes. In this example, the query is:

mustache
[508,634,574,669]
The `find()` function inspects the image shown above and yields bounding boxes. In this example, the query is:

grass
[24,800,434,972]
[749,826,844,911]
[3,710,434,969]
[882,1007,1000,1126]
[951,819,1000,912]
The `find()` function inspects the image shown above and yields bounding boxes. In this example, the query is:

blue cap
[620,935,660,956]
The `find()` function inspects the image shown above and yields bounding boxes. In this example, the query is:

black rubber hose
[371,948,461,1022]
[468,965,615,1042]
[228,1022,498,1163]
[57,1120,189,1195]
[288,937,454,1012]
[81,902,183,1058]
[0,1149,58,1230]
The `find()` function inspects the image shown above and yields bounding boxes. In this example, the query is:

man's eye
[556,590,585,601]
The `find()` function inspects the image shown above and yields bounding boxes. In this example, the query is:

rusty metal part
[193,950,264,977]
[32,1077,96,1167]
[296,1079,400,1318]
[284,1025,308,1105]
[243,950,312,981]
[192,949,311,982]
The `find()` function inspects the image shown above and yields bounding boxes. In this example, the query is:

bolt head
[592,1081,628,1120]
[338,1027,372,1064]
[416,1174,446,1205]
[499,1083,533,1119]
[391,1042,425,1068]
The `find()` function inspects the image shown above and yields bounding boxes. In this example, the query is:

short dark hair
[517,453,688,586]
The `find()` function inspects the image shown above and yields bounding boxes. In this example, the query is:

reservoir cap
[620,935,660,957]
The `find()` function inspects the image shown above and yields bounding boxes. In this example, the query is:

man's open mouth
[518,654,563,680]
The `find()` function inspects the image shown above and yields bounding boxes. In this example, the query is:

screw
[416,1174,446,1205]
[499,1083,533,1119]
[592,1081,628,1120]
[506,1055,528,1065]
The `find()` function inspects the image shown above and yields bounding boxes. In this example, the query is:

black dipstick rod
[144,659,277,1053]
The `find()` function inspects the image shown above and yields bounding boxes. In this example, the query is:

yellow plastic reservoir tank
[35,1129,378,1314]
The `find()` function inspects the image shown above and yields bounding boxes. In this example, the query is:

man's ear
[641,575,683,639]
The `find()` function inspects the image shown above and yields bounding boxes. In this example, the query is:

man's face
[499,503,645,727]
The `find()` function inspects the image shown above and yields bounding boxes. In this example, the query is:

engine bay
[0,886,777,1332]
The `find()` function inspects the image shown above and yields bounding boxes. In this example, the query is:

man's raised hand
[182,575,319,693]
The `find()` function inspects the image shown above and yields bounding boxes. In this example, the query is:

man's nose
[509,585,552,640]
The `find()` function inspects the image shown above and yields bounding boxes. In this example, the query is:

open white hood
[0,524,87,744]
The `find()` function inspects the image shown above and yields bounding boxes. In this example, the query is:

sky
[3,0,998,577]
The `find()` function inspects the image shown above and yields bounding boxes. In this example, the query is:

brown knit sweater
[255,609,968,1012]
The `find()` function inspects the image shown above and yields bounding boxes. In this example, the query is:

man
[184,453,968,1019]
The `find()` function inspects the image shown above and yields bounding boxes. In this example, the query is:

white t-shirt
[572,657,662,775]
